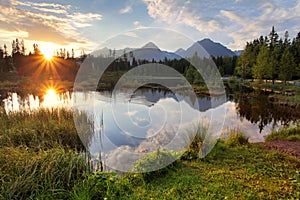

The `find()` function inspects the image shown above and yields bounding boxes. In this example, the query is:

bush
[181,123,208,160]
[224,128,249,147]
[71,171,121,200]
[133,149,179,182]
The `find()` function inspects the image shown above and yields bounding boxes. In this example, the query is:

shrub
[224,128,249,147]
[71,171,119,200]
[181,122,208,160]
[133,149,179,182]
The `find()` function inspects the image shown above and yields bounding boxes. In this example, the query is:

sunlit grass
[0,108,83,150]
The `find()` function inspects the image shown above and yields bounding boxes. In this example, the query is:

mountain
[132,42,181,61]
[142,42,160,49]
[177,39,236,58]
[92,39,238,61]
[174,48,186,56]
[93,42,181,61]
[234,50,243,56]
[199,39,236,57]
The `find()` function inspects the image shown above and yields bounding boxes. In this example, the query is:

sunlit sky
[1,0,300,56]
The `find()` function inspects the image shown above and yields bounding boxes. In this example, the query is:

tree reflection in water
[233,87,300,133]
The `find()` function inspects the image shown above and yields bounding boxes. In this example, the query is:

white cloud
[219,1,300,49]
[122,31,139,38]
[0,29,28,40]
[0,0,102,53]
[143,0,222,33]
[68,12,102,28]
[133,20,140,26]
[10,0,70,14]
[143,0,300,50]
[125,110,138,116]
[119,6,132,14]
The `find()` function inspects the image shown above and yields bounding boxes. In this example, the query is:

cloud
[133,20,140,26]
[0,29,28,40]
[10,0,70,14]
[125,110,138,116]
[143,0,222,33]
[0,0,102,52]
[219,1,300,49]
[142,0,300,50]
[119,6,132,14]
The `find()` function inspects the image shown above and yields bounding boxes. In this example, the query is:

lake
[2,86,299,171]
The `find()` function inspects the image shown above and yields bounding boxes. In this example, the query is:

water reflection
[3,87,299,171]
[2,91,72,114]
[73,88,226,172]
[232,89,300,133]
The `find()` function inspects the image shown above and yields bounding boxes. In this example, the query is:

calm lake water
[74,87,299,144]
[3,87,299,144]
[3,86,299,171]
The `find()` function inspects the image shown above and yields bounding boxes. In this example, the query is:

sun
[42,49,53,61]
[44,54,52,61]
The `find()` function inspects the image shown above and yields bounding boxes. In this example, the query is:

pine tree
[283,30,291,48]
[279,46,295,84]
[269,26,279,51]
[33,44,41,55]
[252,45,269,83]
[3,44,7,57]
[269,46,280,84]
[185,65,195,84]
[236,43,254,79]
[291,32,300,77]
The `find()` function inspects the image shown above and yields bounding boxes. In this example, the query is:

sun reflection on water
[42,88,59,108]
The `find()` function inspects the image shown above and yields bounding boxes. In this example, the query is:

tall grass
[223,128,249,147]
[0,108,90,199]
[0,108,83,150]
[266,124,300,141]
[181,122,208,160]
[0,147,88,199]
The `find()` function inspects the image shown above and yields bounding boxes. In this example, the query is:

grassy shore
[0,109,299,199]
[266,125,300,142]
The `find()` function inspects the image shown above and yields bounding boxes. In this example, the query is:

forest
[236,27,300,83]
[0,26,300,89]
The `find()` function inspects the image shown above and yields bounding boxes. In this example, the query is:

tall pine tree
[279,46,296,84]
[252,45,270,83]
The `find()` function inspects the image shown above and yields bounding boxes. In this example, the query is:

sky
[0,0,300,56]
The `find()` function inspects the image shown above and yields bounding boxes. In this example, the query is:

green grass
[224,128,249,147]
[266,125,300,142]
[0,109,299,199]
[121,143,300,200]
[0,147,88,199]
[0,108,83,150]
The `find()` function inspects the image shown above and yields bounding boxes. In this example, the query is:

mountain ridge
[93,39,240,61]
[176,38,236,58]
